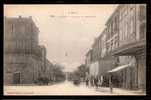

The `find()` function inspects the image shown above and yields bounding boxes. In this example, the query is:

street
[4,80,145,95]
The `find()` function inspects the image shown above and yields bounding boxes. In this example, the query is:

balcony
[111,39,146,56]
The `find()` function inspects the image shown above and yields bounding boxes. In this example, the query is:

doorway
[13,72,21,84]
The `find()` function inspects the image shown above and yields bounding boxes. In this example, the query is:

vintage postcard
[4,4,146,95]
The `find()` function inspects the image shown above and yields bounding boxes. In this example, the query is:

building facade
[85,10,120,85]
[98,28,118,77]
[85,49,93,74]
[4,16,49,84]
[112,4,146,90]
[45,59,54,81]
[85,4,146,90]
[99,9,120,87]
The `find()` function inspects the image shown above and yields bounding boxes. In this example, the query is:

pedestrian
[94,76,98,89]
[109,75,113,93]
[86,78,88,86]
[90,77,93,87]
[92,77,95,87]
[93,77,96,87]
[88,78,91,87]
[98,76,103,87]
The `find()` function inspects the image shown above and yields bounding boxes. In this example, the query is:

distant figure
[98,76,103,86]
[92,77,95,87]
[109,75,113,93]
[88,78,91,87]
[90,77,94,87]
[94,77,98,89]
[86,79,89,86]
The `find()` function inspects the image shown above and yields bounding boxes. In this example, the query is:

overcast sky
[4,4,117,72]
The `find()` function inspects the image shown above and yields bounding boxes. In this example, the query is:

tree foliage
[72,64,88,81]
[52,64,66,82]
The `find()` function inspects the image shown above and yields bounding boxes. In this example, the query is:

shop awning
[108,63,131,73]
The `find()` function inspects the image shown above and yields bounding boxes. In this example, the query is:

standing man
[86,78,89,86]
[109,74,113,93]
[95,76,99,89]
[90,76,93,87]
[85,72,89,87]
[98,75,103,86]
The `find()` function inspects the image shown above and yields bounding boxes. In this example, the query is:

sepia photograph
[4,4,146,95]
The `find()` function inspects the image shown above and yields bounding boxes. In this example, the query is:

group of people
[85,76,103,88]
[85,75,113,93]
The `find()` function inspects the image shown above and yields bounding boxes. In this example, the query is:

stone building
[85,4,146,90]
[45,59,54,81]
[102,7,120,73]
[97,28,118,76]
[112,4,146,90]
[85,11,120,85]
[88,37,101,77]
[4,16,48,84]
[85,49,93,71]
[98,10,120,87]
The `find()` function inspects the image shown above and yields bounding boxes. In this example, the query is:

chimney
[19,16,22,18]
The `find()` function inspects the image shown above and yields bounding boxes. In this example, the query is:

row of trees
[35,63,66,85]
[68,64,89,82]
[51,64,66,82]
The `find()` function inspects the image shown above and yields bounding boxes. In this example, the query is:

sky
[4,4,117,72]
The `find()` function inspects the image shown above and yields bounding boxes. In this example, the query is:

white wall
[89,61,99,77]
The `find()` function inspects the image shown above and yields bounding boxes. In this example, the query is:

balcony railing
[120,32,136,46]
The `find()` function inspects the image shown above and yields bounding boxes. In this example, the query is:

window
[140,23,146,39]
[121,21,124,41]
[139,5,146,21]
[122,20,125,41]
[115,36,118,48]
[21,26,25,33]
[13,72,21,84]
[15,40,18,51]
[111,22,113,36]
[132,8,136,33]
[17,23,25,34]
[115,17,118,32]
[130,15,133,35]
[11,24,14,34]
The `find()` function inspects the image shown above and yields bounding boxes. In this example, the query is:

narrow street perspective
[4,4,146,95]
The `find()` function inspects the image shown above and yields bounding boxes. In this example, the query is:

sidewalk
[95,86,146,95]
[71,82,146,95]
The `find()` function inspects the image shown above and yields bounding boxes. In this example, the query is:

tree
[72,64,88,81]
[52,64,65,82]
[77,64,88,78]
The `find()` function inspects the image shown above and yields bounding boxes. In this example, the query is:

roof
[5,16,39,33]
